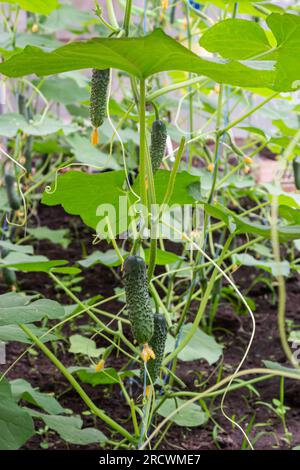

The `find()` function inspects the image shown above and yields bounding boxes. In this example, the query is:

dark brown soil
[1,205,300,451]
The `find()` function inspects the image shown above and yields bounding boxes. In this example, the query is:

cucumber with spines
[90,68,110,129]
[150,119,167,174]
[123,255,154,344]
[141,314,167,384]
[4,173,21,211]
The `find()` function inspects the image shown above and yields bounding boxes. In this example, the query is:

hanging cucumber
[90,68,110,144]
[293,156,300,190]
[24,105,33,174]
[123,256,154,345]
[141,313,167,385]
[4,174,21,211]
[1,248,16,287]
[18,94,28,119]
[2,268,17,287]
[24,135,33,174]
[150,119,167,174]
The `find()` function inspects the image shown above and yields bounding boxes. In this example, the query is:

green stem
[97,12,119,33]
[253,3,270,15]
[119,379,139,436]
[105,215,124,266]
[216,162,243,189]
[139,79,148,215]
[270,129,300,368]
[270,198,299,369]
[138,82,158,280]
[145,150,157,279]
[160,137,186,211]
[106,0,119,29]
[147,77,208,102]
[147,237,157,281]
[208,133,221,204]
[123,0,132,36]
[19,323,135,444]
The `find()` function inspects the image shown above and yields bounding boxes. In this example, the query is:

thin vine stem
[123,0,132,36]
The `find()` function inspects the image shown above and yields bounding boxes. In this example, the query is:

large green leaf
[69,367,120,386]
[0,295,65,326]
[1,14,299,91]
[11,379,64,415]
[1,252,77,273]
[78,249,126,268]
[0,113,79,138]
[65,134,120,170]
[266,13,300,91]
[157,398,207,427]
[233,253,290,277]
[0,292,34,308]
[0,378,34,450]
[200,18,271,60]
[0,240,33,254]
[27,227,70,249]
[0,324,58,344]
[0,29,275,89]
[28,410,107,445]
[42,170,126,233]
[166,324,223,365]
[79,247,182,268]
[134,169,200,205]
[68,335,104,358]
[144,248,182,265]
[43,4,93,32]
[2,0,59,14]
[41,169,200,235]
[200,13,300,91]
[35,77,89,105]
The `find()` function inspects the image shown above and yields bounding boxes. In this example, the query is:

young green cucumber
[2,268,17,286]
[1,248,16,287]
[24,135,33,174]
[150,119,167,174]
[5,174,21,211]
[90,68,110,130]
[141,314,167,384]
[293,156,300,190]
[124,255,154,344]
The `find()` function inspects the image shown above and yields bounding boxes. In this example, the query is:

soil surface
[1,205,300,451]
